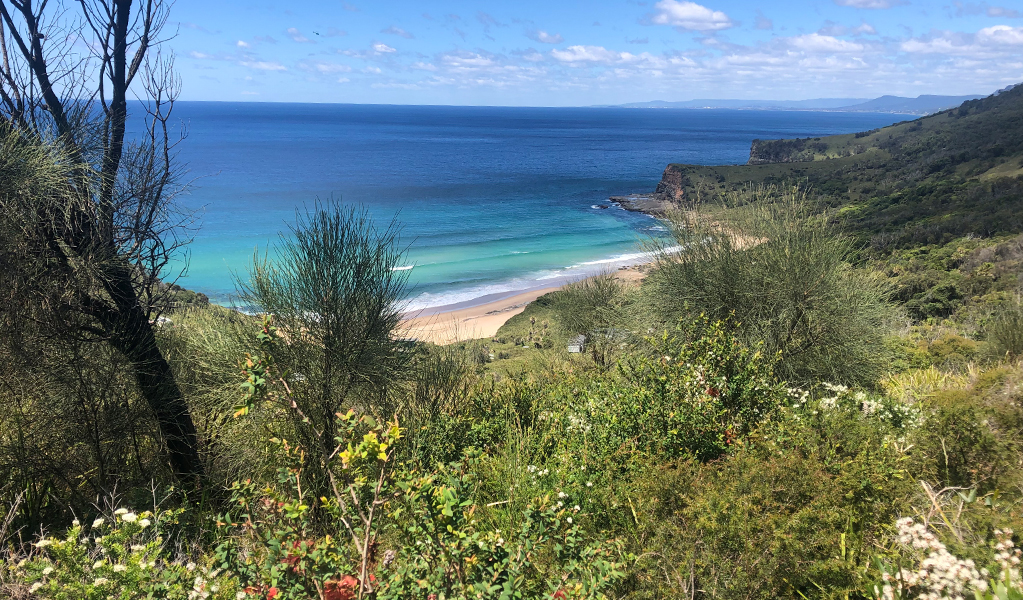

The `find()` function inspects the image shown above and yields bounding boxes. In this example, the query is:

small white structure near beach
[567,334,586,353]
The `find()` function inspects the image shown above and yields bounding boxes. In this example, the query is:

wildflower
[113,564,127,573]
[42,566,53,576]
[114,508,128,516]
[567,517,573,524]
[121,512,137,523]
[138,518,151,529]
[236,593,247,600]
[93,578,109,586]
[558,491,567,499]
[72,519,80,527]
[92,518,105,528]
[130,545,145,552]
[586,481,593,487]
[30,582,43,593]
[186,562,197,572]
[34,539,52,548]
[93,560,104,569]
[573,505,580,511]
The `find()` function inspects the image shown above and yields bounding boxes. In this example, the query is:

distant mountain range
[607,94,986,115]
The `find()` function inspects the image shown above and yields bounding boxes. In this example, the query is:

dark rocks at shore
[607,193,673,216]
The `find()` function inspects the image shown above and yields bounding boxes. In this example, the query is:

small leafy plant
[12,508,237,600]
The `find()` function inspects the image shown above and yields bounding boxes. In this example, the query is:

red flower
[553,590,567,599]
[266,588,278,600]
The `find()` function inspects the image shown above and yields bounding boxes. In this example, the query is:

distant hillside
[839,94,984,114]
[611,93,985,115]
[653,84,1023,249]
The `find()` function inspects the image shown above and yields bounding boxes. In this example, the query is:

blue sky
[169,0,1023,105]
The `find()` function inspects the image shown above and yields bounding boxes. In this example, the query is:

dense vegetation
[3,2,1023,595]
[664,83,1023,251]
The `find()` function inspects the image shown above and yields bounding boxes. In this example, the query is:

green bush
[647,186,897,386]
[8,509,237,600]
[989,300,1023,359]
[237,202,414,481]
[622,385,919,599]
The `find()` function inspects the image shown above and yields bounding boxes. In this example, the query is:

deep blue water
[165,103,908,308]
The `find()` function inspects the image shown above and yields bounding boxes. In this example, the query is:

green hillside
[660,83,1023,249]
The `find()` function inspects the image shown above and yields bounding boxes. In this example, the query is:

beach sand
[402,266,648,345]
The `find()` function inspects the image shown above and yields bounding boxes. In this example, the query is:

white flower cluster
[187,568,222,600]
[566,413,592,434]
[788,387,810,410]
[994,528,1022,583]
[878,518,989,600]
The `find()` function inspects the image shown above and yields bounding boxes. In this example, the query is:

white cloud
[528,30,564,44]
[977,25,1023,45]
[900,36,956,53]
[373,43,397,53]
[382,26,414,39]
[833,0,903,8]
[236,40,250,48]
[789,33,865,53]
[650,0,733,31]
[337,77,350,83]
[287,28,312,43]
[818,20,875,36]
[189,51,214,59]
[314,63,352,73]
[550,45,622,63]
[901,25,1023,56]
[240,61,287,71]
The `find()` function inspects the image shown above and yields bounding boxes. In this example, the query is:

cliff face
[654,164,688,202]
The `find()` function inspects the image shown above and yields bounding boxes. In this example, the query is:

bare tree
[0,0,203,483]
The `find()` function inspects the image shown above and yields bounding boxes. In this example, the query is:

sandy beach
[402,286,559,345]
[402,266,648,345]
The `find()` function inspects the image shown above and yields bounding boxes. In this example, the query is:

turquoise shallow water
[165,103,907,309]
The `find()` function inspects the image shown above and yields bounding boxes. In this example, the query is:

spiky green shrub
[646,186,897,387]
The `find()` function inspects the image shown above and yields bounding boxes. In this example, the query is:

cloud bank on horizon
[171,0,1023,105]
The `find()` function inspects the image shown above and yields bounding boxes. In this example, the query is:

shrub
[647,185,897,386]
[622,385,919,599]
[541,315,786,467]
[238,202,414,466]
[223,322,624,599]
[382,459,625,600]
[8,508,237,600]
[989,300,1023,359]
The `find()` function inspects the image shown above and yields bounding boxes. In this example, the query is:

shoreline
[400,195,667,345]
[401,264,648,345]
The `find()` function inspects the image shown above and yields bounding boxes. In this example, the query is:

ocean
[165,103,907,310]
